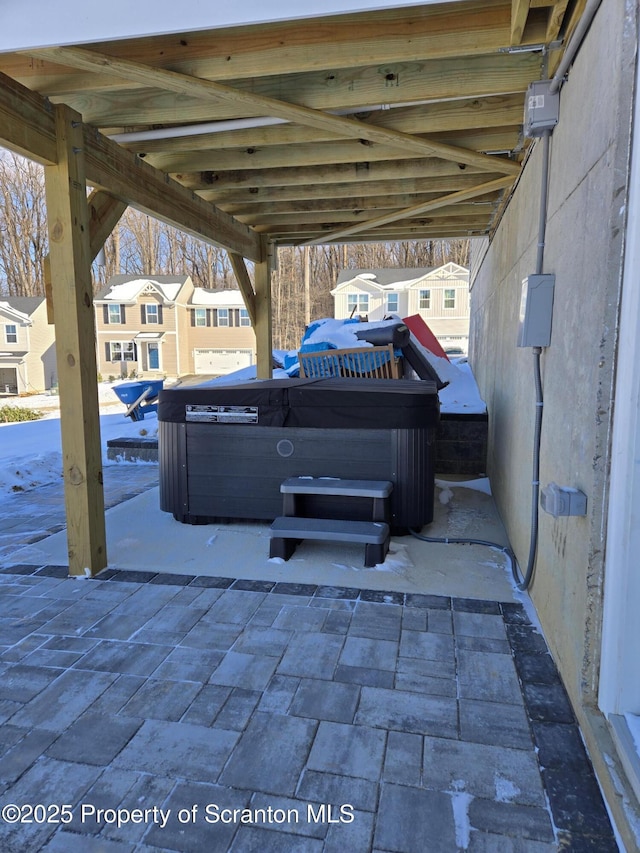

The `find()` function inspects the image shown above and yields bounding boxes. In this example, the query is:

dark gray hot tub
[158,376,439,530]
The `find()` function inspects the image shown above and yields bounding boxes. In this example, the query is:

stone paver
[0,470,619,852]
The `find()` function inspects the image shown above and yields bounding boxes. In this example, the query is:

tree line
[0,150,469,349]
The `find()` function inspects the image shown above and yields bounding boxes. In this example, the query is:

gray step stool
[280,476,393,522]
[269,516,390,568]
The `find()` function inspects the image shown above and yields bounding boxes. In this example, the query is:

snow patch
[494,775,520,803]
[450,791,473,849]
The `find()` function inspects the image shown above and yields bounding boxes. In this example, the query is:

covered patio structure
[1,0,639,849]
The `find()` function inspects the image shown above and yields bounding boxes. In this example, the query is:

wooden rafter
[28,47,521,177]
[302,176,514,245]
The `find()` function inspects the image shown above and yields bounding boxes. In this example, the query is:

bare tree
[0,152,47,296]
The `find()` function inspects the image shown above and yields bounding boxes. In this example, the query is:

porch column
[44,103,107,576]
[254,236,273,379]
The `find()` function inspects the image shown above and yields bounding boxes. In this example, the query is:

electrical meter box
[523,81,560,138]
[517,274,555,348]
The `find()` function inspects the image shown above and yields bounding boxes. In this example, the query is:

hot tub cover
[158,376,439,430]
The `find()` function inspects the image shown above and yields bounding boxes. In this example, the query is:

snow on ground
[0,383,157,498]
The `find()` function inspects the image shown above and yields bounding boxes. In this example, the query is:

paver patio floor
[0,469,618,851]
[0,565,617,852]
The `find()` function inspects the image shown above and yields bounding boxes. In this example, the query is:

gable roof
[0,297,44,322]
[95,275,191,303]
[333,263,469,293]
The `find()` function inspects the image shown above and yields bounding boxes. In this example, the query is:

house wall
[1,303,56,393]
[24,302,57,391]
[334,270,470,349]
[468,0,638,842]
[95,294,179,377]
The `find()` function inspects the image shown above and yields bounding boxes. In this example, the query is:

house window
[194,308,207,327]
[144,304,159,324]
[109,341,136,361]
[386,293,399,313]
[240,308,251,326]
[419,289,431,309]
[5,324,17,344]
[347,293,369,314]
[217,308,229,327]
[444,289,456,309]
[108,304,123,324]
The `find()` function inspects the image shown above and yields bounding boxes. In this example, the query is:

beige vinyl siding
[334,287,385,320]
[23,303,57,391]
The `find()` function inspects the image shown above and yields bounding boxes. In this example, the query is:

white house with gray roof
[331,262,470,353]
[0,297,57,394]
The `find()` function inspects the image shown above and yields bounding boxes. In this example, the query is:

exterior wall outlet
[540,483,588,517]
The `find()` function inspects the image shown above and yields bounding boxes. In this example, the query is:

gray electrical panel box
[540,483,587,517]
[523,81,560,138]
[517,274,555,348]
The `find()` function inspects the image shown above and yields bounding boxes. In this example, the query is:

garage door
[0,367,18,394]
[194,348,254,375]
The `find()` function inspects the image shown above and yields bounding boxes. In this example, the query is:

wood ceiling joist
[511,0,532,45]
[267,221,492,242]
[8,1,550,95]
[30,47,522,177]
[198,172,505,205]
[33,51,541,133]
[221,195,503,219]
[115,95,525,156]
[302,176,513,245]
[0,71,262,262]
[178,158,490,192]
[237,202,496,227]
[148,129,520,175]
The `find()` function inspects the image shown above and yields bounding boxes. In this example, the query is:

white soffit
[0,0,449,52]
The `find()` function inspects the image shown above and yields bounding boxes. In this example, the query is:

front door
[148,343,160,370]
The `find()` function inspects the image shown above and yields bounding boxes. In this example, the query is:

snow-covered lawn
[0,383,158,498]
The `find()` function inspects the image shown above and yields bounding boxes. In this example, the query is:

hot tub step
[269,516,390,567]
[280,477,392,521]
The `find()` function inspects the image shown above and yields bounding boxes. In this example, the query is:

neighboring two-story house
[94,275,256,378]
[188,287,256,375]
[0,297,57,394]
[332,262,470,353]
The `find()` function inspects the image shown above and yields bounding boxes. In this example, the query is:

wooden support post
[254,237,273,379]
[45,189,127,324]
[44,103,107,577]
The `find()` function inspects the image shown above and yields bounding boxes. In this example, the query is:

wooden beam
[254,238,273,380]
[511,0,532,45]
[198,172,504,205]
[0,70,262,262]
[31,47,521,176]
[178,158,490,192]
[6,1,529,89]
[147,129,521,174]
[228,253,257,327]
[303,176,514,244]
[115,95,525,155]
[44,104,107,577]
[234,200,500,226]
[42,52,539,130]
[45,189,127,324]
